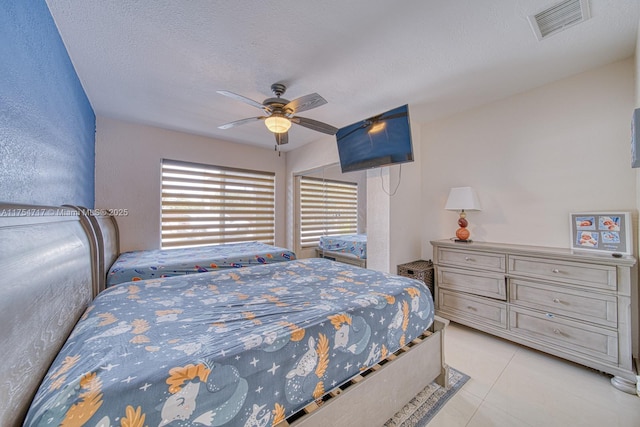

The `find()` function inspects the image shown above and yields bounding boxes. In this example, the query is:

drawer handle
[545,313,554,318]
[464,257,475,262]
[553,328,561,335]
[551,268,561,274]
[552,298,561,304]
[466,305,477,311]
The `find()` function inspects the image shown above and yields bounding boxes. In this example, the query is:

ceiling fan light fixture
[218,84,337,137]
[264,116,292,133]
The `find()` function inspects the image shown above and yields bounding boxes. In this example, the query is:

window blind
[161,159,276,249]
[299,176,358,248]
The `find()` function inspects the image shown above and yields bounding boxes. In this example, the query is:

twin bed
[106,241,297,287]
[1,205,448,427]
[74,210,297,291]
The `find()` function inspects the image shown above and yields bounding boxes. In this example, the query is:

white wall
[389,124,423,270]
[366,124,424,272]
[420,58,636,255]
[95,117,287,252]
[366,168,391,272]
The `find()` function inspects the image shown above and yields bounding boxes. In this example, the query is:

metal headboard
[0,204,95,426]
[63,206,120,294]
[90,213,120,292]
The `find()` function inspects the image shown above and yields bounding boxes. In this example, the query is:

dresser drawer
[509,279,617,328]
[437,266,506,300]
[438,289,507,329]
[509,306,618,363]
[437,248,506,273]
[508,256,616,291]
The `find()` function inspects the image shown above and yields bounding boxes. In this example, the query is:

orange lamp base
[455,227,470,241]
[454,211,472,242]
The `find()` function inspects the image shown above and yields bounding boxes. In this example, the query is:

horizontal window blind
[299,176,358,248]
[161,159,276,249]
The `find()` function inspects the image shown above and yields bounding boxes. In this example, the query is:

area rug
[384,367,469,427]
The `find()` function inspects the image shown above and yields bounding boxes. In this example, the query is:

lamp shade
[264,115,292,133]
[445,187,481,211]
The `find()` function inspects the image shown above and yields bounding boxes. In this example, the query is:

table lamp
[445,187,482,242]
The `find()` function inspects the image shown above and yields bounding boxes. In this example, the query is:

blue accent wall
[0,0,95,207]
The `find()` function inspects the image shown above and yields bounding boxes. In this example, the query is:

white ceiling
[45,0,639,152]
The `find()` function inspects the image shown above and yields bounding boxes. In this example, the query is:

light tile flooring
[429,322,640,426]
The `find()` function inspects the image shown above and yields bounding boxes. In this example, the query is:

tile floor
[429,322,640,426]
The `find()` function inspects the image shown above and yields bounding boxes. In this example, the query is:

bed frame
[315,247,367,268]
[281,319,448,427]
[0,204,96,427]
[63,205,120,294]
[85,211,119,293]
[1,205,448,427]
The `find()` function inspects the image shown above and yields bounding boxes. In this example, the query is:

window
[298,176,358,249]
[161,159,276,249]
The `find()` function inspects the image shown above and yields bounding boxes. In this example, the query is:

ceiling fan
[217,83,338,146]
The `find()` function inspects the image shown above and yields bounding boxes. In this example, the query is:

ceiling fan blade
[216,90,266,110]
[274,132,289,145]
[218,116,265,129]
[290,116,338,135]
[284,93,327,114]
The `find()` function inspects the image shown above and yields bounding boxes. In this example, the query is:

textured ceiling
[45,0,639,151]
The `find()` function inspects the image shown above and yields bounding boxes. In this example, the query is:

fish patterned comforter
[106,241,296,287]
[24,258,434,427]
[318,234,367,259]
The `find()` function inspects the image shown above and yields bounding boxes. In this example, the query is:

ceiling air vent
[528,0,591,40]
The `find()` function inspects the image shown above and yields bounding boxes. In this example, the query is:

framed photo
[570,212,631,255]
[632,108,640,168]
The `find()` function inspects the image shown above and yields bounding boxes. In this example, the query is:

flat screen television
[336,104,413,173]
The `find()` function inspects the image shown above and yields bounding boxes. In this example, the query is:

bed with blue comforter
[106,241,296,287]
[319,234,367,259]
[24,258,434,427]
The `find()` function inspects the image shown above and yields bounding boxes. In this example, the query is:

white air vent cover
[528,0,591,40]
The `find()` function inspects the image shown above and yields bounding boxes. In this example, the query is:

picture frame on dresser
[632,108,640,168]
[569,211,631,256]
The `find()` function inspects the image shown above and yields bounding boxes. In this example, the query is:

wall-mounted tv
[336,104,413,173]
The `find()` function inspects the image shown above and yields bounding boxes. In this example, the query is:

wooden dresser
[431,239,638,393]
